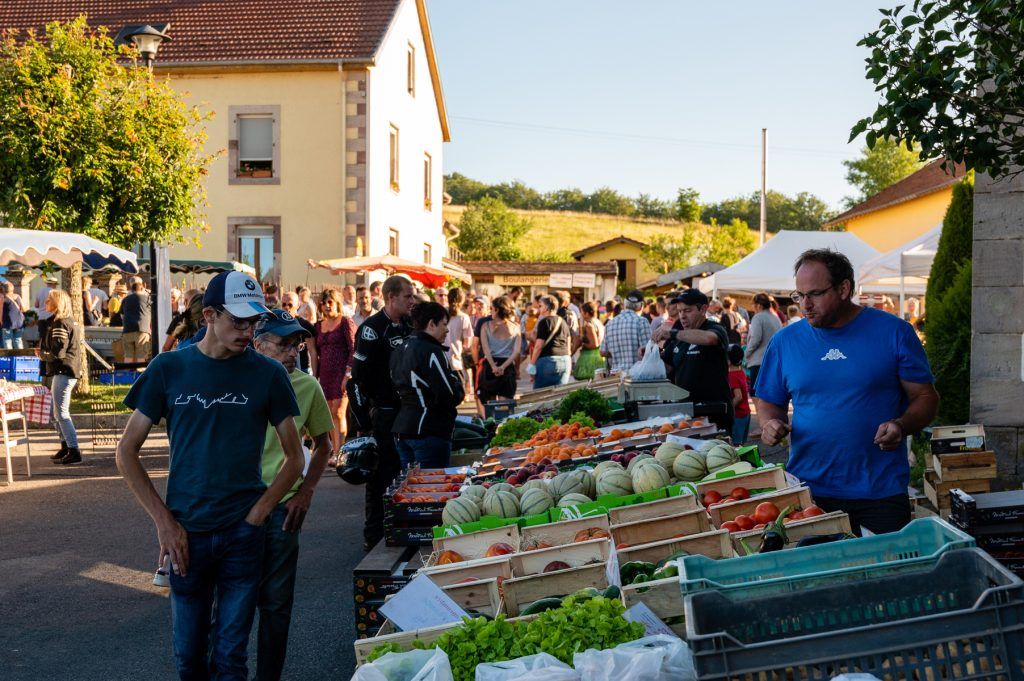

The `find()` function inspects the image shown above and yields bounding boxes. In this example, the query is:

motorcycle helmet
[337,436,378,485]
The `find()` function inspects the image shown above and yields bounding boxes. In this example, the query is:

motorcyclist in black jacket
[390,302,465,469]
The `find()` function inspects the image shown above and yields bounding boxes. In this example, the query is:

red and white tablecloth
[0,383,52,425]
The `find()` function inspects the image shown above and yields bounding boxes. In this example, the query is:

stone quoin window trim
[229,105,281,186]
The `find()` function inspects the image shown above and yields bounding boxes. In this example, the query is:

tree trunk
[63,262,91,395]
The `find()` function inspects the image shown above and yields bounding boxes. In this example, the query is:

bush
[926,177,974,309]
[925,261,972,424]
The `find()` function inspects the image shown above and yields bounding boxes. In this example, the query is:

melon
[443,496,482,526]
[626,453,654,473]
[673,451,707,482]
[593,460,624,478]
[557,493,592,508]
[488,482,516,496]
[519,487,555,516]
[699,439,730,453]
[520,479,548,496]
[483,490,521,519]
[704,443,739,473]
[571,469,596,499]
[655,442,685,470]
[550,472,585,501]
[632,461,670,493]
[700,461,754,481]
[461,485,487,501]
[596,469,634,496]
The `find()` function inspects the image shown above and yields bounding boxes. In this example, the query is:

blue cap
[255,309,311,339]
[203,271,270,318]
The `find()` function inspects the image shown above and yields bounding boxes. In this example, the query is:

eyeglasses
[262,339,306,354]
[215,308,263,330]
[790,285,835,303]
[281,302,295,308]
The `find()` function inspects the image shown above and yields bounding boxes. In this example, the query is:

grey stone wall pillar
[971,171,1024,488]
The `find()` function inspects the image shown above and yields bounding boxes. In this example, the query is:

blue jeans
[396,435,452,469]
[1,327,23,349]
[50,374,78,448]
[170,516,266,681]
[257,505,300,681]
[731,414,751,446]
[533,355,571,390]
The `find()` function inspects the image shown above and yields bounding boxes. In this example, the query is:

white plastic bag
[351,647,454,681]
[475,652,579,681]
[628,341,667,381]
[573,635,696,681]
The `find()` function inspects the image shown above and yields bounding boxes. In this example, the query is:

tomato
[752,502,780,525]
[753,523,766,530]
[802,505,825,518]
[734,514,756,531]
[788,510,805,521]
[720,520,741,533]
[730,487,750,501]
[703,490,724,507]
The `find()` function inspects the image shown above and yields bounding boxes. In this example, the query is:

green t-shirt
[262,369,334,502]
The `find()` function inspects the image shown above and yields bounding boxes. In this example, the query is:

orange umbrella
[306,254,469,288]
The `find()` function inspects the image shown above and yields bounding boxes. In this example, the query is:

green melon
[443,495,482,526]
[461,485,487,501]
[632,462,670,493]
[655,442,686,470]
[520,479,548,496]
[519,487,555,516]
[557,492,592,508]
[626,453,654,473]
[705,443,739,473]
[698,439,730,453]
[487,482,516,496]
[593,460,624,478]
[571,469,596,499]
[673,451,707,482]
[550,472,585,501]
[483,490,521,519]
[596,469,634,496]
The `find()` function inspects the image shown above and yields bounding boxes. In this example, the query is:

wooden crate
[441,577,502,616]
[708,486,813,528]
[502,562,609,616]
[694,465,790,499]
[509,538,611,577]
[729,511,853,554]
[519,515,611,551]
[353,619,461,666]
[924,470,991,510]
[607,492,699,525]
[931,451,997,482]
[622,576,684,620]
[427,524,521,567]
[617,529,734,565]
[418,554,512,587]
[611,508,711,549]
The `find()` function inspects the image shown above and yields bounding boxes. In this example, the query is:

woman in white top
[446,288,474,399]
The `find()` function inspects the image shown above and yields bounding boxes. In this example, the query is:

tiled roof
[824,159,968,227]
[460,261,618,275]
[571,235,647,260]
[0,0,401,64]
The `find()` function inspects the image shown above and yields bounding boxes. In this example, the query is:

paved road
[0,431,365,681]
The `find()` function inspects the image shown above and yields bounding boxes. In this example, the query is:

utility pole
[760,128,767,247]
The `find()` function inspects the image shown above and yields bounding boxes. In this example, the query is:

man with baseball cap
[116,271,304,681]
[252,310,334,681]
[653,288,733,432]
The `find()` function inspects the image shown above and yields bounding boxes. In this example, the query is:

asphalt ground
[0,431,366,681]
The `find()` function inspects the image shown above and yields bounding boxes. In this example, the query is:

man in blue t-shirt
[116,271,303,681]
[755,249,938,535]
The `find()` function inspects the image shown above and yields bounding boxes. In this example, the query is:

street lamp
[123,25,171,68]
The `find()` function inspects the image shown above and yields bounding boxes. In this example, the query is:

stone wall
[971,170,1024,488]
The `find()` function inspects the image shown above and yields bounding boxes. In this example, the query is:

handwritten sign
[624,602,679,638]
[379,575,469,631]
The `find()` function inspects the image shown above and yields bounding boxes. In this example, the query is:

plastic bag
[628,341,667,381]
[351,647,454,681]
[573,635,696,681]
[475,652,579,681]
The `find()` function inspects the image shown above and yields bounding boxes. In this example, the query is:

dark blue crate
[0,356,13,371]
[98,371,140,386]
[14,356,40,373]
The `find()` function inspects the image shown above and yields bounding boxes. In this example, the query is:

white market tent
[0,228,139,272]
[698,230,879,297]
[856,223,941,311]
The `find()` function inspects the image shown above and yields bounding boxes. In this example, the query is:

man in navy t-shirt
[755,248,938,535]
[116,271,303,681]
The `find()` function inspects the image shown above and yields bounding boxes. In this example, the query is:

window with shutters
[229,106,281,185]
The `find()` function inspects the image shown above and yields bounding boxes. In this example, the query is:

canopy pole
[898,253,906,320]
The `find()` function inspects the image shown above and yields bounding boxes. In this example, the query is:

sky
[425,0,895,210]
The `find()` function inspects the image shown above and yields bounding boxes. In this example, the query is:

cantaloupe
[443,495,482,526]
[550,472,585,501]
[632,461,670,493]
[705,443,739,473]
[593,460,624,478]
[520,479,548,496]
[626,453,654,473]
[487,482,516,496]
[655,442,685,470]
[461,485,487,501]
[557,492,592,508]
[483,490,521,519]
[571,469,596,499]
[519,487,555,516]
[698,439,730,453]
[596,469,633,496]
[673,451,707,482]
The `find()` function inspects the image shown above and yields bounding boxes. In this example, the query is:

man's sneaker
[50,442,69,462]
[59,448,82,465]
[153,568,170,588]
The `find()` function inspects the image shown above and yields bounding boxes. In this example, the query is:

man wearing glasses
[755,249,938,536]
[116,271,304,681]
[280,291,317,374]
[252,310,334,681]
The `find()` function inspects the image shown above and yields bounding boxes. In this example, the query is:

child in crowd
[727,344,751,445]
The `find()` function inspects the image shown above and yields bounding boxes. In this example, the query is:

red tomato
[720,521,741,533]
[802,505,825,518]
[734,514,756,531]
[730,487,750,501]
[752,502,780,525]
[703,490,724,507]
[753,523,766,530]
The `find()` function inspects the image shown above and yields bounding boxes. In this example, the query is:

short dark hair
[410,301,448,331]
[381,275,411,301]
[752,293,771,309]
[581,301,597,317]
[539,294,558,313]
[369,281,382,292]
[727,343,744,366]
[509,286,524,296]
[794,249,855,298]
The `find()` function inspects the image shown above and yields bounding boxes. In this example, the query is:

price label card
[624,602,679,638]
[379,574,469,631]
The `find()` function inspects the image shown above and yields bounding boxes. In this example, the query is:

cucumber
[519,597,564,616]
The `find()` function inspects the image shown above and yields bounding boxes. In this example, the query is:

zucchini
[519,597,564,616]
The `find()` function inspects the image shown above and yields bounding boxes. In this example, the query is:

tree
[702,190,834,232]
[586,187,635,216]
[543,187,587,212]
[641,229,703,274]
[0,19,215,391]
[444,172,488,205]
[706,218,757,266]
[842,138,925,206]
[675,187,702,222]
[453,197,533,260]
[926,177,974,308]
[485,180,545,210]
[851,1,1024,178]
[634,193,673,219]
[926,261,972,424]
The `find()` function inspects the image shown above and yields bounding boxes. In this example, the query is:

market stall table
[0,383,52,484]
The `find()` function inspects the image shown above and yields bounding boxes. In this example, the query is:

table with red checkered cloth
[0,383,52,425]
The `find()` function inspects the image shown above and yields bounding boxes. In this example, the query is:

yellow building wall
[164,69,346,288]
[577,242,660,288]
[845,188,952,252]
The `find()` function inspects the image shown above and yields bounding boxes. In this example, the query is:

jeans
[50,374,78,448]
[731,414,750,446]
[814,493,912,537]
[396,435,452,469]
[170,516,267,681]
[532,355,571,390]
[747,364,761,397]
[256,505,300,681]
[1,327,23,349]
